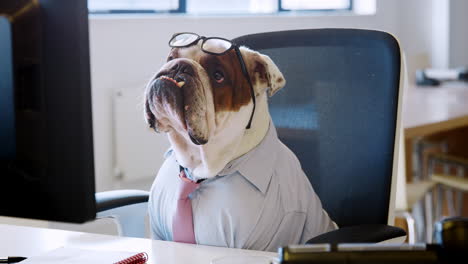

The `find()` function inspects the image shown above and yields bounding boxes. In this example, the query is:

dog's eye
[213,71,224,83]
[167,56,174,62]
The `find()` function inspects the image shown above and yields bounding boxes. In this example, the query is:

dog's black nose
[155,59,196,81]
[169,61,194,79]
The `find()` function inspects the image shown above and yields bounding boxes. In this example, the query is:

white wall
[448,0,468,68]
[396,0,433,78]
[89,0,436,191]
[429,0,468,69]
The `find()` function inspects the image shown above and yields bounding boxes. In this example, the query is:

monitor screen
[0,0,96,223]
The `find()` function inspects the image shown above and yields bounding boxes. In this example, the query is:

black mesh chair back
[233,29,401,228]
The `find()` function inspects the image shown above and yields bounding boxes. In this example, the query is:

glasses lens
[202,38,233,54]
[170,33,199,47]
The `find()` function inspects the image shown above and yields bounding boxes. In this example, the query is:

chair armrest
[95,189,149,212]
[306,224,406,244]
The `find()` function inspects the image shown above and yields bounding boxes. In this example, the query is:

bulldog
[145,33,336,251]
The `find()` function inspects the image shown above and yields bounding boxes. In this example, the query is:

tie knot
[177,170,200,199]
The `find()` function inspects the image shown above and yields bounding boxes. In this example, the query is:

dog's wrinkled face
[145,40,284,146]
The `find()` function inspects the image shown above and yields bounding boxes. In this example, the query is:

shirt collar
[218,121,279,194]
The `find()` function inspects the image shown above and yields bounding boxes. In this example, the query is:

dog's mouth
[148,75,209,146]
[159,75,185,88]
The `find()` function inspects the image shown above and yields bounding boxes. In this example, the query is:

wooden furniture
[400,81,468,242]
[403,82,468,138]
[403,81,468,185]
[429,152,468,216]
[0,224,276,264]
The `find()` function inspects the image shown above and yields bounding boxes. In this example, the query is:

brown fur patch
[166,46,253,113]
[199,50,252,112]
[253,60,268,84]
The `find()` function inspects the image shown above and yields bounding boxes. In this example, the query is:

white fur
[170,92,270,180]
[148,45,285,180]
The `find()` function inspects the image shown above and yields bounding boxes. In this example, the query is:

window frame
[278,0,353,12]
[89,0,186,14]
[88,0,353,14]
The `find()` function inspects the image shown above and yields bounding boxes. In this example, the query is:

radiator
[113,88,170,183]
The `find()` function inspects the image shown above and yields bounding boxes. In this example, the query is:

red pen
[113,252,148,264]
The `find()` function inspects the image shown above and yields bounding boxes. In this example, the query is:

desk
[402,82,468,180]
[398,82,468,241]
[403,82,468,138]
[0,224,276,263]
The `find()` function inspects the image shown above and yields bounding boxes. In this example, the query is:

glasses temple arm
[234,47,256,129]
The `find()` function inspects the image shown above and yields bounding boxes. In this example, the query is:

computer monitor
[0,0,96,223]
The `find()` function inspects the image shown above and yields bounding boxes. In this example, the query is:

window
[280,0,352,11]
[88,0,184,13]
[88,0,354,14]
[187,0,276,14]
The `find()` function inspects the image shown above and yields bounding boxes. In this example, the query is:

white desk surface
[0,224,276,264]
[403,82,468,137]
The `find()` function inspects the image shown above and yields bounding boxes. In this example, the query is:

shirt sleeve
[148,191,165,240]
[263,211,307,251]
[148,151,177,241]
[300,193,338,244]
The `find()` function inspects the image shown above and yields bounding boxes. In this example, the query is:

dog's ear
[242,47,286,97]
[256,54,286,97]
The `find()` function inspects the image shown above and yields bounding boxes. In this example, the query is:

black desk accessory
[416,67,468,86]
[433,217,468,253]
[0,256,27,263]
[279,217,468,264]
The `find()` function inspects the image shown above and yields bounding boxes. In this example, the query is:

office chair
[96,28,407,243]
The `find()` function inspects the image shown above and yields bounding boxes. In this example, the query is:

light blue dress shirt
[148,122,337,252]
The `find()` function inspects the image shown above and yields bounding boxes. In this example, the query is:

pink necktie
[172,169,200,244]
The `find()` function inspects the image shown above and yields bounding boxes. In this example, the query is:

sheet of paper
[20,247,144,264]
